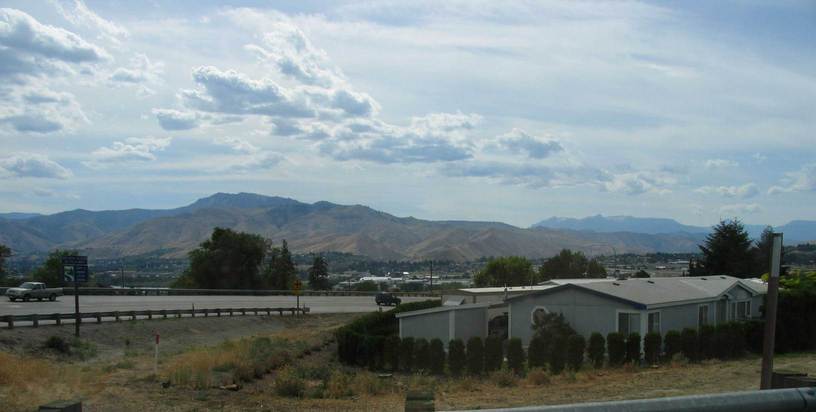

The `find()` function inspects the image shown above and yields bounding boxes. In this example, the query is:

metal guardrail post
[147,310,152,320]
[114,311,120,322]
[130,311,136,321]
[204,308,208,317]
[32,314,38,328]
[216,308,221,317]
[241,309,246,316]
[6,315,12,329]
[161,310,167,319]
[96,314,102,324]
[54,313,61,326]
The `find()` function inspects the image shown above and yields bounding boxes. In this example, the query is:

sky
[0,0,814,228]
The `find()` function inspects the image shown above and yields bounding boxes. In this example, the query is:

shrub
[506,338,525,375]
[44,336,70,354]
[548,334,567,375]
[714,322,747,360]
[744,320,764,354]
[384,335,401,371]
[448,339,466,376]
[466,337,484,376]
[413,338,430,372]
[326,371,354,398]
[274,367,305,398]
[400,337,414,372]
[484,336,504,372]
[352,372,391,395]
[566,334,585,371]
[528,335,548,369]
[526,368,550,385]
[680,328,698,362]
[429,339,445,375]
[606,332,626,367]
[491,369,518,387]
[625,333,641,364]
[587,333,605,368]
[698,325,715,360]
[663,330,681,360]
[643,332,662,365]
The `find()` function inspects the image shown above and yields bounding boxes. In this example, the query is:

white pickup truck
[5,282,63,302]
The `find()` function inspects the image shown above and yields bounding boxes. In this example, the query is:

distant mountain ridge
[532,215,814,243]
[0,193,811,261]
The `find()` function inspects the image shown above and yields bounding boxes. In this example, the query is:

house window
[531,307,549,326]
[746,301,752,318]
[737,301,748,320]
[698,305,709,328]
[648,312,660,334]
[618,312,640,335]
[729,302,737,321]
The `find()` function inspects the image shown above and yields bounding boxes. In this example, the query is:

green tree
[264,240,296,290]
[354,280,378,292]
[751,226,775,276]
[307,256,330,290]
[539,249,606,280]
[0,244,10,275]
[31,249,78,287]
[698,219,754,278]
[176,228,267,289]
[473,256,537,287]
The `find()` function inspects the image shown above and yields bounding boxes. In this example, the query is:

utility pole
[121,265,125,289]
[760,232,783,390]
[429,261,433,291]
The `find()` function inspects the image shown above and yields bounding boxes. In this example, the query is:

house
[395,303,492,346]
[506,275,766,346]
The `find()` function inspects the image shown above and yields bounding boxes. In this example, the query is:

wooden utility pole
[760,232,783,389]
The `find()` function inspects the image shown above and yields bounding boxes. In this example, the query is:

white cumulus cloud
[0,152,72,179]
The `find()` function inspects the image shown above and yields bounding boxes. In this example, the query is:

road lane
[0,295,430,316]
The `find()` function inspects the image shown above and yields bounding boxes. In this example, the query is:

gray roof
[395,302,490,318]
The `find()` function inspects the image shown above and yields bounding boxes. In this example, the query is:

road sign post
[292,279,302,316]
[760,233,783,389]
[62,255,88,338]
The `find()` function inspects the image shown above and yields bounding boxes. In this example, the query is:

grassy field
[1,314,815,411]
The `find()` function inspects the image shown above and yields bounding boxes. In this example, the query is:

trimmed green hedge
[607,332,626,366]
[506,338,525,375]
[644,332,661,365]
[429,338,445,375]
[566,334,585,371]
[587,332,605,368]
[484,336,504,372]
[528,335,548,369]
[448,339,466,376]
[466,337,484,376]
[664,330,681,360]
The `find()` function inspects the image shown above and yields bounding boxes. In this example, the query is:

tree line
[473,249,607,287]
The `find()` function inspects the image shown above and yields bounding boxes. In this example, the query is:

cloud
[1,114,63,133]
[719,203,762,216]
[52,0,128,41]
[229,152,284,173]
[768,164,816,194]
[600,170,676,196]
[86,136,171,166]
[109,54,163,84]
[695,182,759,198]
[0,87,87,134]
[0,153,72,179]
[152,109,199,131]
[213,136,259,154]
[496,128,563,159]
[705,158,739,169]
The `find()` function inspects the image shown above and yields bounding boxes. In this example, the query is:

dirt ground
[1,315,815,412]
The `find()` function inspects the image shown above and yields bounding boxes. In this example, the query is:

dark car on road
[375,292,401,306]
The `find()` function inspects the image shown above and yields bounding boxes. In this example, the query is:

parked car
[5,282,63,302]
[375,292,402,306]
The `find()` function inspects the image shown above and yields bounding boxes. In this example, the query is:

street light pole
[760,232,783,390]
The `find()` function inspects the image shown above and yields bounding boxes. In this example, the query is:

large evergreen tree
[265,240,296,290]
[31,249,78,287]
[751,226,775,276]
[539,249,607,280]
[0,244,10,277]
[698,219,754,278]
[473,256,537,287]
[177,227,267,289]
[307,255,330,290]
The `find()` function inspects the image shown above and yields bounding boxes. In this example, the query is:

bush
[528,335,548,369]
[643,332,662,365]
[274,367,305,398]
[44,336,70,354]
[490,369,518,387]
[566,334,585,371]
[326,371,354,398]
[506,338,525,375]
[526,368,550,385]
[384,335,401,371]
[413,338,430,372]
[744,320,764,354]
[548,334,567,375]
[680,328,698,362]
[698,325,715,360]
[713,323,746,360]
[606,332,626,366]
[484,336,504,372]
[587,333,605,368]
[429,339,445,375]
[663,330,681,360]
[448,339,466,376]
[466,337,484,376]
[625,333,641,364]
[400,337,415,372]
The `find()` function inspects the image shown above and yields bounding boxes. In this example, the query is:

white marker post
[760,232,783,389]
[154,332,160,377]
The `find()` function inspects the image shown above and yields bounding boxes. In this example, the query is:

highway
[0,295,430,316]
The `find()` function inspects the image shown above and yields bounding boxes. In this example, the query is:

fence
[1,306,308,329]
[0,287,438,297]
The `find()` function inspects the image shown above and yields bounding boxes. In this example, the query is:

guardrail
[1,306,309,329]
[0,287,439,297]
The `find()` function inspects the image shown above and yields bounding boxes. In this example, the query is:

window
[531,307,549,326]
[698,305,709,327]
[729,302,737,321]
[618,312,640,335]
[737,301,748,319]
[746,301,752,318]
[648,312,660,334]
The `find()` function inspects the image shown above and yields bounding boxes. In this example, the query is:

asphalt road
[0,295,429,316]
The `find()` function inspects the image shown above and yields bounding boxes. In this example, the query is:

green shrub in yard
[484,336,504,372]
[625,332,641,364]
[566,334,585,371]
[400,337,414,372]
[491,369,518,387]
[274,367,305,398]
[506,338,525,375]
[663,330,682,360]
[44,336,70,354]
[713,323,747,360]
[680,328,698,362]
[548,334,567,375]
[528,335,548,369]
[413,338,430,372]
[429,339,445,375]
[466,337,484,376]
[384,335,401,371]
[587,333,605,368]
[698,325,715,360]
[606,332,626,366]
[643,332,662,365]
[448,339,466,376]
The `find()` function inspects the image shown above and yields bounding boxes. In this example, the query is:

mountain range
[0,193,811,261]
